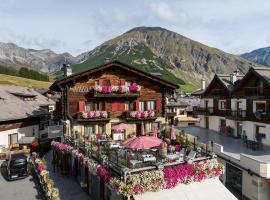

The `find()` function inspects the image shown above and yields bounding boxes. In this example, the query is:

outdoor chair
[184,150,197,163]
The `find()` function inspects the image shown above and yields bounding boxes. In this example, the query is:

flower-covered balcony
[77,110,110,122]
[93,84,141,98]
[125,110,156,121]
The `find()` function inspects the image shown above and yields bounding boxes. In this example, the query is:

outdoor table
[142,154,156,162]
[166,153,179,161]
[129,160,142,168]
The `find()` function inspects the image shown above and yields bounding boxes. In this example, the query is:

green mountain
[73,27,259,92]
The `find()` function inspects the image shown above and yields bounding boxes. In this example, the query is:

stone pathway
[44,151,91,200]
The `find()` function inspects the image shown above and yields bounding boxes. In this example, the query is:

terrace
[178,126,270,178]
[51,126,224,199]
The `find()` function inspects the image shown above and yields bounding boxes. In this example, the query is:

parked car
[6,153,29,180]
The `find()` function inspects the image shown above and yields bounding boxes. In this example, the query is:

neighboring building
[50,60,178,140]
[165,96,199,126]
[0,85,54,148]
[192,68,270,200]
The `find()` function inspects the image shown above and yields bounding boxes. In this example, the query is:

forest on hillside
[0,65,49,82]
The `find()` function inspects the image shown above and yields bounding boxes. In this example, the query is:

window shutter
[112,102,118,111]
[135,100,139,111]
[99,80,103,86]
[120,79,126,85]
[119,102,125,111]
[156,100,161,113]
[78,101,85,112]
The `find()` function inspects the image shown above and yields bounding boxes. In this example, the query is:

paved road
[0,161,42,200]
[44,151,90,200]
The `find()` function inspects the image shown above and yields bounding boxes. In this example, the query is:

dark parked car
[6,153,29,180]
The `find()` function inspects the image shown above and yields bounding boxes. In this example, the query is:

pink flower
[38,164,47,171]
[97,166,110,184]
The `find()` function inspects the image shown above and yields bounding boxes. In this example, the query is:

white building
[192,67,270,200]
[0,85,55,148]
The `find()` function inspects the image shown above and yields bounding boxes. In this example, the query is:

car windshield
[10,154,27,165]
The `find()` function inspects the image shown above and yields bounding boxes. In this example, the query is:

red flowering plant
[38,163,47,172]
[97,165,110,184]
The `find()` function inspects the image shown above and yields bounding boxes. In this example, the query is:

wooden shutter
[99,80,103,86]
[78,101,85,112]
[135,100,139,111]
[112,102,118,111]
[156,100,161,113]
[119,102,125,111]
[120,79,126,85]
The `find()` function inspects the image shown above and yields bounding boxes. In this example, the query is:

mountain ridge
[241,46,270,67]
[74,26,259,88]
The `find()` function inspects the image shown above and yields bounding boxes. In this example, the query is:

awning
[134,178,237,200]
[18,136,37,145]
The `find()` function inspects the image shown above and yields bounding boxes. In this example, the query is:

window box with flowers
[93,84,141,97]
[78,111,109,121]
[129,110,155,119]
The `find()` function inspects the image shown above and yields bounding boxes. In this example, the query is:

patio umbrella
[112,123,130,132]
[152,126,158,137]
[123,136,162,149]
[170,125,176,140]
[141,123,145,136]
[123,135,136,145]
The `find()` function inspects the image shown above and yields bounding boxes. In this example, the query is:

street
[0,161,42,200]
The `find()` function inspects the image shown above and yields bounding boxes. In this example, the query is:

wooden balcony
[213,109,231,117]
[244,87,270,98]
[77,111,110,122]
[93,91,140,98]
[227,110,246,120]
[248,112,270,123]
[125,110,157,121]
[193,107,214,115]
[166,111,177,117]
[211,89,228,97]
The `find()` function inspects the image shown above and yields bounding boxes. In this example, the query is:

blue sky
[1,0,270,56]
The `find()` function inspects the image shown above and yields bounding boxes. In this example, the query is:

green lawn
[0,74,51,89]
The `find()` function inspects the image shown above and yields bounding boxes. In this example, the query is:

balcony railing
[229,110,246,120]
[166,111,177,117]
[193,107,214,115]
[244,87,270,97]
[77,111,110,122]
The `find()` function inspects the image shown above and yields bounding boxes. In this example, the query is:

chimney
[201,78,206,90]
[231,70,239,84]
[63,64,72,77]
[104,58,111,63]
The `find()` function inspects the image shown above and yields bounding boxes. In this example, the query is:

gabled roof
[233,67,270,93]
[203,74,244,97]
[50,60,179,90]
[0,85,55,122]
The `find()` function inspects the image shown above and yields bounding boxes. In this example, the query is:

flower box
[93,84,141,94]
[81,111,108,119]
[130,110,155,119]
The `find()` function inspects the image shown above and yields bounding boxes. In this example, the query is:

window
[126,81,132,87]
[85,102,94,111]
[97,102,105,111]
[219,100,226,110]
[139,101,145,111]
[205,100,209,108]
[95,80,99,86]
[255,102,266,113]
[147,101,155,110]
[85,125,95,136]
[98,124,106,134]
[103,80,110,86]
[9,133,18,145]
[148,123,153,133]
[124,101,130,111]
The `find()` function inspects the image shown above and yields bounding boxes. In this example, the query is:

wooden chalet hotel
[50,60,178,140]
